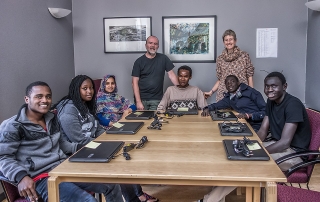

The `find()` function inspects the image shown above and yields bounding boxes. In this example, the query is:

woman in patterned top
[96,74,137,128]
[204,29,255,101]
[96,74,159,202]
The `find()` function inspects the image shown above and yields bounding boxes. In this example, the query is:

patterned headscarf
[96,75,131,124]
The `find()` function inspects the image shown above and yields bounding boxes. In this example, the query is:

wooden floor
[2,164,320,202]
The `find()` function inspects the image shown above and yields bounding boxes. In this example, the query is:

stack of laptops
[125,111,155,120]
[106,122,144,134]
[69,141,124,163]
[209,110,237,121]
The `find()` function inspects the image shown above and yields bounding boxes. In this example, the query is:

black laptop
[106,122,144,134]
[218,122,253,136]
[125,111,155,120]
[223,139,270,161]
[209,110,238,121]
[165,108,199,115]
[69,141,124,163]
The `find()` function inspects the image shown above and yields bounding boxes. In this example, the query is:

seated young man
[0,81,123,202]
[157,65,207,112]
[257,72,311,171]
[202,75,266,131]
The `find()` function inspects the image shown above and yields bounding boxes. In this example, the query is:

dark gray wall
[0,0,75,122]
[73,0,308,104]
[306,7,320,111]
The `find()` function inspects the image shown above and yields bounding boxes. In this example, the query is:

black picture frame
[162,15,217,63]
[103,16,152,53]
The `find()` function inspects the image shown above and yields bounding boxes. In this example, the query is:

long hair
[53,75,97,117]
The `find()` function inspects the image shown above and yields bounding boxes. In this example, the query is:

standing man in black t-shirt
[132,35,179,110]
[257,72,311,171]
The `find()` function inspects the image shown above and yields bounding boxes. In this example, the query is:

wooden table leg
[246,187,253,202]
[266,182,277,202]
[48,176,60,202]
[253,187,261,202]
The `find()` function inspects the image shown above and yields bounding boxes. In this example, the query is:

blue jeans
[35,178,123,202]
[140,100,160,110]
[120,184,142,202]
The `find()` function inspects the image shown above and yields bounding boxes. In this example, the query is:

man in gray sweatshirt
[0,81,123,202]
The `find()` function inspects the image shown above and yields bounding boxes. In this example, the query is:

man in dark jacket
[202,75,266,131]
[0,81,123,202]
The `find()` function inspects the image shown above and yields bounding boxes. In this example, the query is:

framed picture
[162,15,217,63]
[103,17,152,53]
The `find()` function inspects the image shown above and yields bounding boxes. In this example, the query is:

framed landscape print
[103,17,152,53]
[162,15,217,63]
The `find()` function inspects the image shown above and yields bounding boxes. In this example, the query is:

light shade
[306,0,320,11]
[48,8,71,18]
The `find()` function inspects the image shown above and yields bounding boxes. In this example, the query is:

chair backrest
[93,79,102,96]
[306,108,320,175]
[306,108,320,151]
[1,180,28,202]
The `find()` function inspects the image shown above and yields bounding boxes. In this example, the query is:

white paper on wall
[256,28,278,58]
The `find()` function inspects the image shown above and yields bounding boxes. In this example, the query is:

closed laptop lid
[209,111,238,121]
[218,122,253,136]
[125,111,155,120]
[69,141,124,163]
[223,139,270,161]
[165,108,198,115]
[106,122,144,134]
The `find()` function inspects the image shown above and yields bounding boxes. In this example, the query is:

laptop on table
[165,107,199,115]
[223,139,270,161]
[218,122,253,136]
[209,110,237,121]
[125,111,155,120]
[69,141,124,163]
[106,122,144,134]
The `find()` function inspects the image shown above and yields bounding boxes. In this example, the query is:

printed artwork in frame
[162,15,217,63]
[103,17,152,53]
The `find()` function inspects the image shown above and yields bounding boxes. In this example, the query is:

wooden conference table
[48,112,286,202]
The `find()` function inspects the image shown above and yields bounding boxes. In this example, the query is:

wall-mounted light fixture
[48,8,71,18]
[306,0,320,11]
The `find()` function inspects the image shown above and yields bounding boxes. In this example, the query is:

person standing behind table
[204,29,254,101]
[257,72,311,171]
[0,81,124,202]
[96,74,137,129]
[132,35,179,110]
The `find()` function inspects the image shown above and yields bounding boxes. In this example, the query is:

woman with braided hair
[54,75,158,202]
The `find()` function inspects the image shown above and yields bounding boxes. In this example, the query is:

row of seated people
[0,66,311,202]
[91,65,311,202]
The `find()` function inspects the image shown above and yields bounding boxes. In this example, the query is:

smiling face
[264,77,287,104]
[178,69,191,88]
[225,76,240,93]
[80,79,94,102]
[223,35,236,51]
[25,85,52,115]
[145,36,159,57]
[104,77,116,93]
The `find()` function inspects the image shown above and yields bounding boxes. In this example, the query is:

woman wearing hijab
[96,74,158,202]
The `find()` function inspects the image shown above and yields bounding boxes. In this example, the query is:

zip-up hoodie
[0,104,77,184]
[56,99,105,145]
